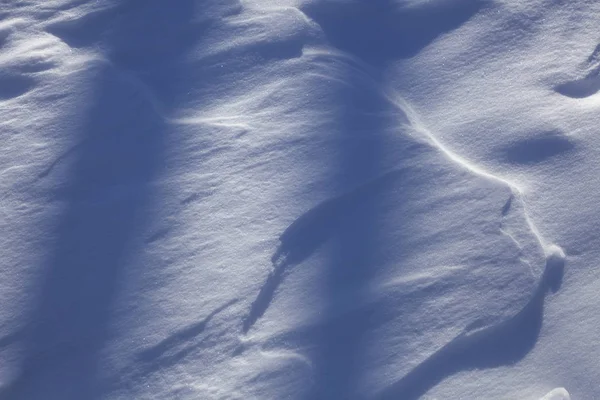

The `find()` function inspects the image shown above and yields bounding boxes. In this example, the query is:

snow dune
[0,0,596,399]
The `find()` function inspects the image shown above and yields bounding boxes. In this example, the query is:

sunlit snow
[0,0,596,399]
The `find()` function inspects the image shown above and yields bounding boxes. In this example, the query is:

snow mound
[544,244,566,292]
[545,244,566,266]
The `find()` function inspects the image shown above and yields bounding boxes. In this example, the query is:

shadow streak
[125,298,238,381]
[1,66,165,400]
[139,299,238,362]
[0,1,200,399]
[377,255,565,400]
[242,169,405,334]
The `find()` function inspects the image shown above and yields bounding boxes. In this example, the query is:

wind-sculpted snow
[242,85,560,397]
[0,0,586,399]
[377,248,564,399]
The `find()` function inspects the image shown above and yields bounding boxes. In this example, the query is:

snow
[540,388,571,400]
[0,0,596,399]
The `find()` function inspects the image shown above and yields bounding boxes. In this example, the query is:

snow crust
[0,0,595,399]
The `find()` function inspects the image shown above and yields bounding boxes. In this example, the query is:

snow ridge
[384,89,565,271]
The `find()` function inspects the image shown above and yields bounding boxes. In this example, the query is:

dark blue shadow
[1,65,165,400]
[555,75,600,99]
[0,73,35,100]
[0,1,203,398]
[502,132,575,164]
[302,0,486,66]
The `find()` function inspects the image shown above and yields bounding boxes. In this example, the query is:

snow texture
[0,0,595,399]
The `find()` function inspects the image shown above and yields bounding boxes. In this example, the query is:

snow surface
[0,0,596,399]
[540,388,571,400]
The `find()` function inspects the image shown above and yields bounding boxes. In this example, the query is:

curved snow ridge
[540,388,570,400]
[300,54,530,199]
[383,88,565,268]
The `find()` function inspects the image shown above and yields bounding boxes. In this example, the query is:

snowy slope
[0,0,593,399]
